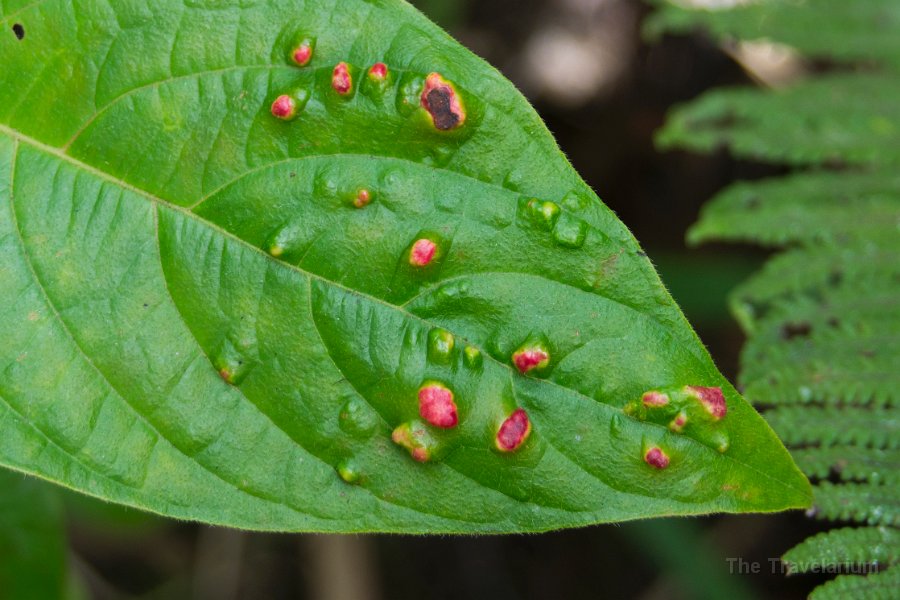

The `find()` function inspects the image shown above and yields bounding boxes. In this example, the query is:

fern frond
[809,564,900,600]
[688,171,900,247]
[728,243,900,334]
[653,1,900,596]
[741,328,900,407]
[646,0,900,72]
[657,74,900,167]
[783,526,900,571]
[765,406,900,449]
[811,481,899,526]
[792,446,900,485]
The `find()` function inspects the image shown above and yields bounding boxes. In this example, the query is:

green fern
[645,0,900,70]
[652,0,900,596]
[766,406,900,449]
[810,565,900,600]
[791,447,900,484]
[783,526,900,572]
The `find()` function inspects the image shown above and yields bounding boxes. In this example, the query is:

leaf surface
[0,0,808,532]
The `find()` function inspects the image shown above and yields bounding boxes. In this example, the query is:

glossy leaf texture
[0,0,809,533]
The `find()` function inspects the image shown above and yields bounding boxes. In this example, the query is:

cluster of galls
[270,35,466,132]
[382,328,536,468]
[625,385,730,471]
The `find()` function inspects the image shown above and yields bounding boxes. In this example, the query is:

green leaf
[0,0,809,533]
[0,469,68,600]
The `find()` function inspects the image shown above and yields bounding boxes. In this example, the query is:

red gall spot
[354,188,371,208]
[218,368,233,383]
[420,72,466,131]
[670,412,687,433]
[332,62,352,95]
[368,62,388,80]
[270,94,296,120]
[391,422,435,462]
[512,348,549,374]
[292,42,313,66]
[418,384,458,428]
[687,386,727,421]
[496,408,531,452]
[642,391,669,407]
[644,447,670,469]
[409,238,436,266]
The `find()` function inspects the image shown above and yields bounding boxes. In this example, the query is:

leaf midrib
[0,123,811,502]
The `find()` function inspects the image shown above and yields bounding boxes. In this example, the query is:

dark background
[65,1,829,598]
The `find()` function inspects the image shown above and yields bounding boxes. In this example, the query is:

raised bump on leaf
[409,238,437,267]
[686,386,727,421]
[397,72,425,116]
[338,398,379,439]
[552,213,588,248]
[496,409,532,452]
[270,88,310,121]
[368,62,388,81]
[642,391,670,407]
[266,222,307,258]
[271,95,297,120]
[519,197,561,230]
[427,328,454,363]
[353,188,372,208]
[712,432,730,454]
[213,343,254,386]
[421,73,466,130]
[644,447,670,469]
[512,338,551,374]
[669,411,688,433]
[392,421,438,462]
[289,37,315,67]
[332,62,353,96]
[463,345,483,369]
[336,458,361,484]
[418,382,458,429]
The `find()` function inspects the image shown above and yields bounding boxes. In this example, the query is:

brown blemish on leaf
[420,73,466,130]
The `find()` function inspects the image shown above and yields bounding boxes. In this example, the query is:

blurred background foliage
[2,1,870,598]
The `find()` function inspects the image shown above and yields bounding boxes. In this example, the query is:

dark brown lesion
[425,87,461,130]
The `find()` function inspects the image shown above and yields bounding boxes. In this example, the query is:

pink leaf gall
[354,188,371,208]
[644,447,670,469]
[270,94,296,120]
[687,386,727,421]
[642,391,669,407]
[418,383,458,429]
[409,238,437,267]
[496,408,532,452]
[512,347,549,374]
[391,421,436,462]
[332,62,353,95]
[291,40,313,66]
[368,62,388,80]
